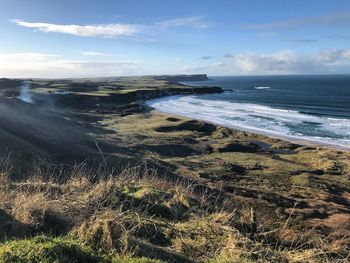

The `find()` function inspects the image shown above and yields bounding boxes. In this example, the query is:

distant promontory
[154,74,209,83]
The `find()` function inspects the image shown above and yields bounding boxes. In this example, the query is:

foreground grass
[0,235,162,263]
[0,158,349,263]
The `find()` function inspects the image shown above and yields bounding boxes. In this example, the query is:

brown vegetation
[0,156,349,262]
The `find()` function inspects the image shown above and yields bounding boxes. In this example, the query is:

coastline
[143,84,350,153]
[23,72,349,153]
[2,75,350,258]
[146,105,350,152]
[148,106,350,152]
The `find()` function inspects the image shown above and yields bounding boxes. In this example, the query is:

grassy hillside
[0,159,348,263]
[0,75,349,262]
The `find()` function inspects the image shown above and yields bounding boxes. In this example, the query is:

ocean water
[146,75,350,150]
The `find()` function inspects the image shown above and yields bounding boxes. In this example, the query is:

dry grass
[0,157,349,262]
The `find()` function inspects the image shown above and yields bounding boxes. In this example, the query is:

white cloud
[11,19,140,38]
[0,53,140,78]
[315,49,350,63]
[79,51,109,56]
[79,51,123,57]
[157,16,214,29]
[229,51,299,72]
[11,16,213,39]
[221,49,350,74]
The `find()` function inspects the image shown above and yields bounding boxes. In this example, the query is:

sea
[146,75,350,150]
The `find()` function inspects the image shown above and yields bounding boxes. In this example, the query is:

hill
[0,75,349,262]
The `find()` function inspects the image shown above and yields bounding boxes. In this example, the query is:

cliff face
[108,86,221,102]
[154,74,209,83]
[48,86,223,108]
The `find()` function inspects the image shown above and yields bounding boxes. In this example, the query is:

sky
[1,0,350,78]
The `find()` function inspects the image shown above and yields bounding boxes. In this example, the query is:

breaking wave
[254,86,271,90]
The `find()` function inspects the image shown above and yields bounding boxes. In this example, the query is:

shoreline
[143,95,350,153]
[152,108,350,152]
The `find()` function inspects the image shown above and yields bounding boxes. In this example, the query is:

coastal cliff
[47,85,223,115]
[37,79,222,110]
[107,85,222,102]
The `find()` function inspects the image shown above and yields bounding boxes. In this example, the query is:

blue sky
[1,0,350,77]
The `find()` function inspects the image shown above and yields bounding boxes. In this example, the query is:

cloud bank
[225,49,350,74]
[182,49,350,75]
[2,49,350,78]
[0,53,140,78]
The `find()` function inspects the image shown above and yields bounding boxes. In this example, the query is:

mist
[18,81,33,103]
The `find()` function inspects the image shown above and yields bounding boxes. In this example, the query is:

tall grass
[0,156,349,262]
